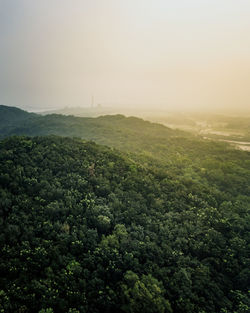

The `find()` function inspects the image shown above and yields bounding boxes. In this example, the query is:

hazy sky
[0,0,250,111]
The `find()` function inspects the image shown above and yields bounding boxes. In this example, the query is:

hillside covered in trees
[0,135,249,313]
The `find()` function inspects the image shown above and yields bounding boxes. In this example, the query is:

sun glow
[0,0,250,111]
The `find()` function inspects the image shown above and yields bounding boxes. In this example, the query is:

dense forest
[0,106,250,312]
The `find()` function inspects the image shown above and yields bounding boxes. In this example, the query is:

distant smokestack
[91,95,94,108]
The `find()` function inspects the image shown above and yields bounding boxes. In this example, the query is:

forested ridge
[0,136,249,313]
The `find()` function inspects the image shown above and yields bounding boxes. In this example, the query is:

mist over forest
[0,0,250,312]
[0,104,250,312]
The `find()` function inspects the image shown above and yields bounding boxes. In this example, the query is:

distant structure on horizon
[91,95,94,108]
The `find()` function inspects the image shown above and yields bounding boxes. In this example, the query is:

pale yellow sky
[0,0,250,111]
